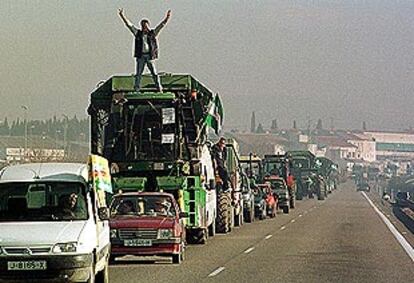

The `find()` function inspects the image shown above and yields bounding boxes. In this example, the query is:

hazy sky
[1,0,413,131]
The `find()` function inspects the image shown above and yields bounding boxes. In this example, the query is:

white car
[0,163,110,282]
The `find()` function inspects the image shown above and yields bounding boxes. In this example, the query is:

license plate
[7,260,47,270]
[124,239,152,247]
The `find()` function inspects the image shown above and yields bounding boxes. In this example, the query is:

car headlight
[158,229,173,239]
[52,242,77,253]
[110,229,118,239]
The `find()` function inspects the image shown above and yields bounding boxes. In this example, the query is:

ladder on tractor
[181,101,199,159]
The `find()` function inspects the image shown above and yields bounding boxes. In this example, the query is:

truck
[88,74,229,244]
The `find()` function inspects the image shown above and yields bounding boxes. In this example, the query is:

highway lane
[109,182,414,283]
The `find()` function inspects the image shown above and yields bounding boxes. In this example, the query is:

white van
[0,162,110,282]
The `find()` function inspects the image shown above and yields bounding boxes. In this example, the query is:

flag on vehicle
[88,155,113,194]
[205,94,224,134]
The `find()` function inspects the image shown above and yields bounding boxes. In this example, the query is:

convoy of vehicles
[0,72,342,280]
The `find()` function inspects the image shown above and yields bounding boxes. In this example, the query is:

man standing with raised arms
[118,8,171,92]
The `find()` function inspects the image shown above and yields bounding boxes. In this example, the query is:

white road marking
[265,234,273,240]
[298,214,303,217]
[291,219,296,223]
[208,267,225,277]
[362,192,414,262]
[244,247,255,254]
[280,226,286,230]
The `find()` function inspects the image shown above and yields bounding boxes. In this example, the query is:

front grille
[4,248,28,255]
[119,229,158,240]
[3,246,51,255]
[31,247,51,254]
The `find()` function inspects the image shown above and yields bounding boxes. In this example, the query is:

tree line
[0,116,89,142]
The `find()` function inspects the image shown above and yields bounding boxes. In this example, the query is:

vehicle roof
[0,163,88,183]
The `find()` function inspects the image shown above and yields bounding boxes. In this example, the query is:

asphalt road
[109,182,414,283]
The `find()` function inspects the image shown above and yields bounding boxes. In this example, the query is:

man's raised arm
[118,8,136,35]
[155,10,171,36]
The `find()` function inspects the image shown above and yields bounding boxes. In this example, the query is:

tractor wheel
[208,220,216,237]
[187,229,207,244]
[317,193,325,201]
[234,209,243,227]
[216,192,232,233]
[245,207,254,223]
[289,198,295,209]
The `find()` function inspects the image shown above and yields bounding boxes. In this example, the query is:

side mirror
[98,207,110,221]
[179,212,189,218]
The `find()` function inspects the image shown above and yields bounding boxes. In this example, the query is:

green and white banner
[205,94,224,134]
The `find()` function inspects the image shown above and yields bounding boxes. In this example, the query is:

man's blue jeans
[135,54,162,92]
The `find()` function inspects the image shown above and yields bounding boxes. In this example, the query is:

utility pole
[62,114,69,160]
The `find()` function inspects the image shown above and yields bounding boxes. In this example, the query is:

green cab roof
[90,73,215,100]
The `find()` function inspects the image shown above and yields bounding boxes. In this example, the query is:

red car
[109,192,186,264]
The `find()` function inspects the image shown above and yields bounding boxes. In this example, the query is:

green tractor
[287,151,325,200]
[88,74,225,243]
[315,156,339,195]
[262,154,295,210]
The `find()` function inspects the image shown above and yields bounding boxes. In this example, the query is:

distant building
[312,135,357,163]
[230,133,288,156]
[342,133,376,162]
[363,131,414,161]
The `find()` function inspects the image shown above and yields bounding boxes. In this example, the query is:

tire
[172,241,185,264]
[289,198,295,209]
[187,229,207,244]
[234,211,242,227]
[216,192,232,233]
[259,207,266,220]
[245,207,254,223]
[208,219,216,237]
[172,253,181,264]
[109,255,116,265]
[95,259,109,283]
[283,206,289,214]
[318,193,325,201]
[86,263,95,283]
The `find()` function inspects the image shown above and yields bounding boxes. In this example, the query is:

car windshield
[0,182,88,221]
[111,195,176,217]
